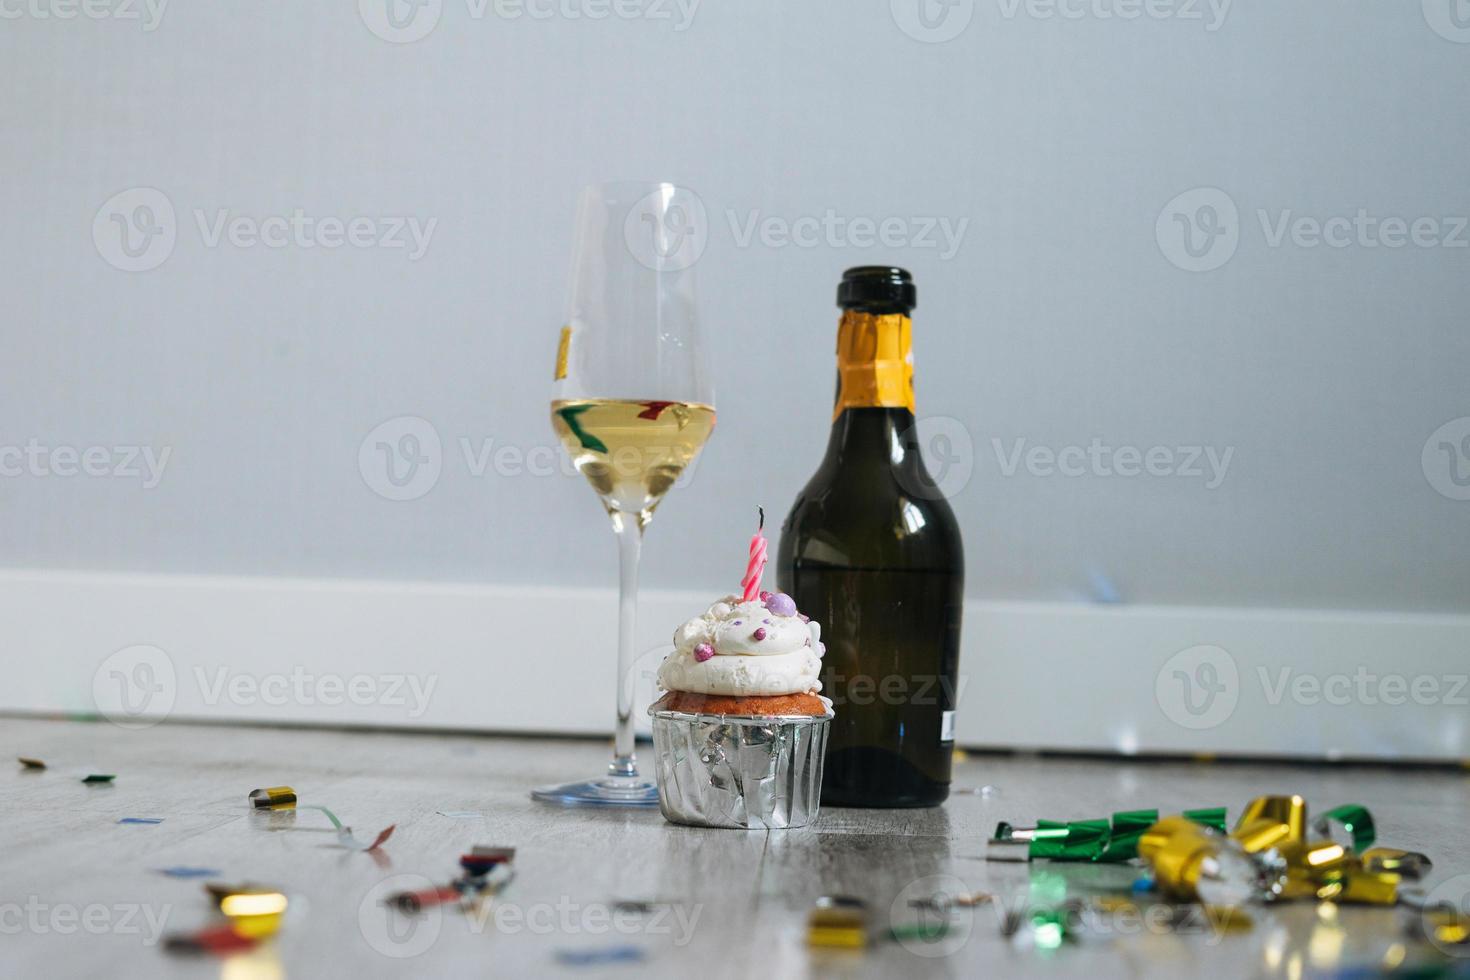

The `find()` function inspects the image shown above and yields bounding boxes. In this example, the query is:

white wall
[3,0,1468,616]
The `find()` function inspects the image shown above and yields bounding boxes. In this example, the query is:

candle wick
[758,506,764,532]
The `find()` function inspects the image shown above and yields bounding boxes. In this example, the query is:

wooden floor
[4,716,1468,979]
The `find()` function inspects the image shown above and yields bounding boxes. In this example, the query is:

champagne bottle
[777,267,965,808]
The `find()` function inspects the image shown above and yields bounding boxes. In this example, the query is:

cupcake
[648,591,833,829]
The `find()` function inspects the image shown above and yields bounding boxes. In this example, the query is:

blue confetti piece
[118,817,164,825]
[157,866,221,878]
[1131,876,1156,893]
[554,946,645,967]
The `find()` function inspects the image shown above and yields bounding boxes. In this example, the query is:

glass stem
[609,514,643,779]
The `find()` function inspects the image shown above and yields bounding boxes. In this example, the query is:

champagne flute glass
[533,181,714,806]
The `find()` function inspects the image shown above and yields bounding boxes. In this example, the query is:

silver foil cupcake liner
[648,708,831,829]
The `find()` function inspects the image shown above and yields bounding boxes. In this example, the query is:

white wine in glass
[533,182,715,807]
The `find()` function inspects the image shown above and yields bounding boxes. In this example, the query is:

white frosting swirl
[656,594,826,698]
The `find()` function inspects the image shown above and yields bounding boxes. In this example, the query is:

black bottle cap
[837,266,916,314]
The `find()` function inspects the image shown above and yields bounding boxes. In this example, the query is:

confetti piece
[909,892,993,912]
[118,817,164,825]
[554,945,646,966]
[360,825,396,851]
[82,774,116,784]
[17,757,45,770]
[460,846,515,876]
[157,867,222,879]
[807,896,869,948]
[205,883,281,908]
[165,922,260,956]
[248,786,297,810]
[219,892,288,918]
[610,900,672,915]
[166,885,287,956]
[388,886,463,913]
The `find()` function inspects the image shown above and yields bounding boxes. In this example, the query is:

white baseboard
[3,569,1467,762]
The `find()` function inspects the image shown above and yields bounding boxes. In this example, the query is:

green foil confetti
[996,807,1228,863]
[1313,803,1375,852]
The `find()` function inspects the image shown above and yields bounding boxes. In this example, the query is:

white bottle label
[941,710,956,743]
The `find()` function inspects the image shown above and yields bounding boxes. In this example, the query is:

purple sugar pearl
[693,643,715,663]
[752,627,767,641]
[765,593,797,617]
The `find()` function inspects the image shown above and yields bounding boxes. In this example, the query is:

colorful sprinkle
[693,643,715,663]
[766,593,797,617]
[753,628,767,641]
[158,867,222,878]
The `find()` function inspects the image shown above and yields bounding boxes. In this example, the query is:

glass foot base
[531,775,660,807]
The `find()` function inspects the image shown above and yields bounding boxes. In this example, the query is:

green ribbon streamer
[1000,806,1229,863]
[1313,804,1376,853]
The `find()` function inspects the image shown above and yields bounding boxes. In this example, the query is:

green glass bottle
[777,267,965,808]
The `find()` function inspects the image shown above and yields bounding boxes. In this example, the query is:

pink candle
[740,509,768,603]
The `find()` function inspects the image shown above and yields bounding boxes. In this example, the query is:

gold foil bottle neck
[833,312,915,421]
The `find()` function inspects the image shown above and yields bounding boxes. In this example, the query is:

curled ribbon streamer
[1139,796,1405,907]
[245,787,393,851]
